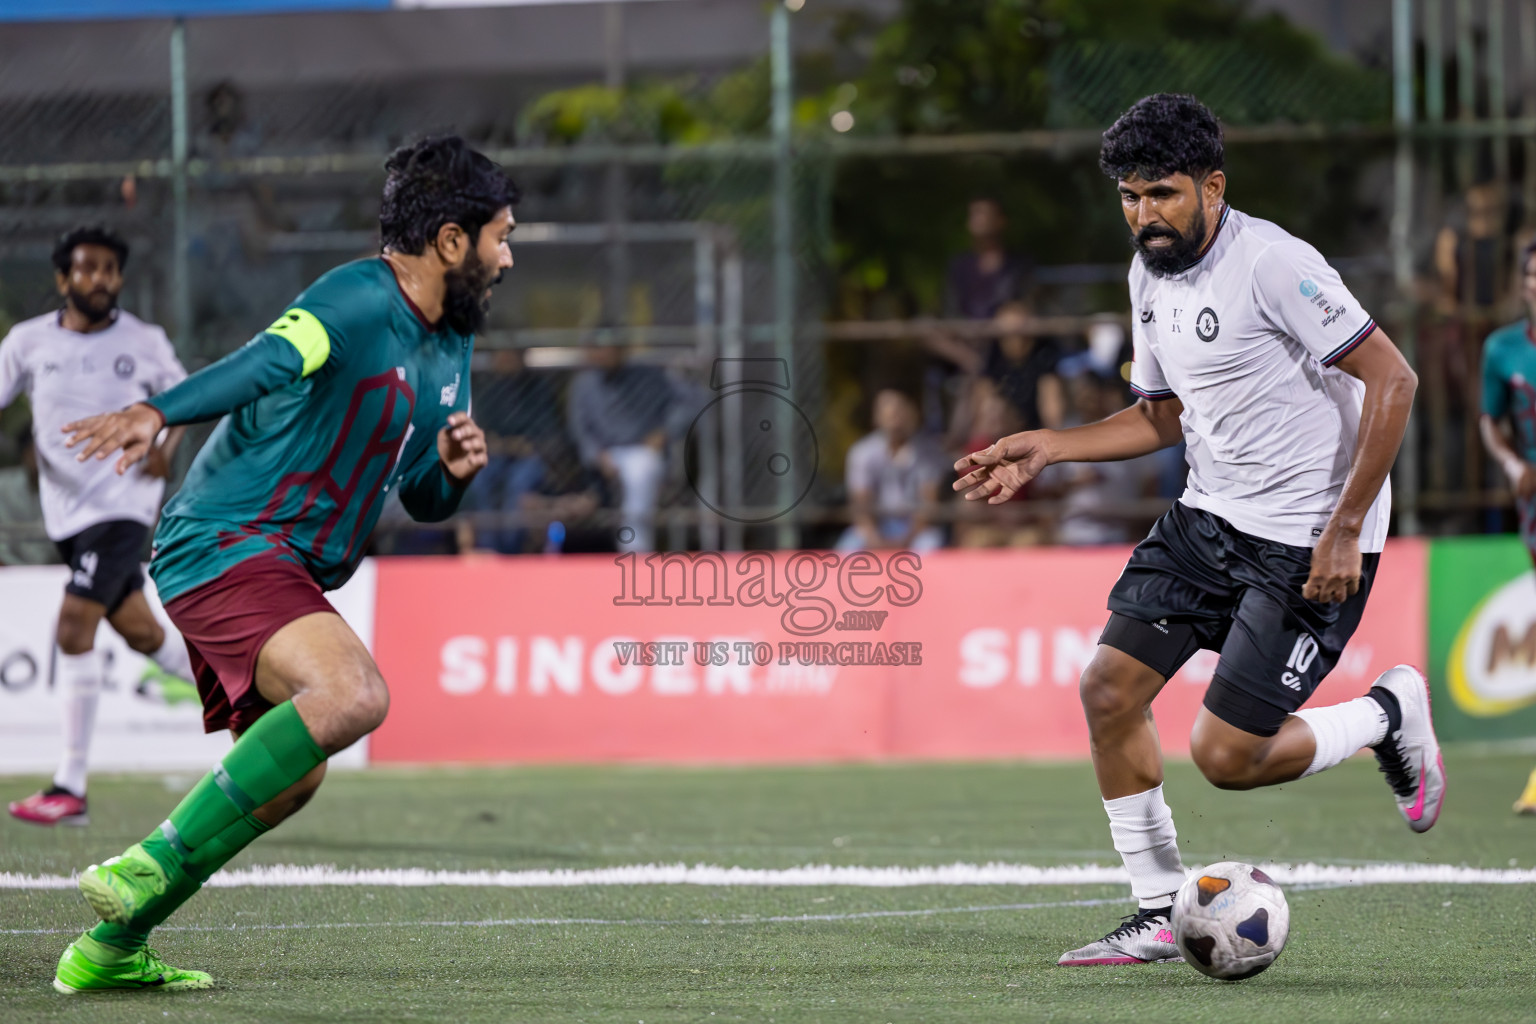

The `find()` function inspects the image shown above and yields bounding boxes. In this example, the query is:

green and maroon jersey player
[147,256,472,601]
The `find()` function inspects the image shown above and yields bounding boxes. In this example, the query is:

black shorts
[1101,501,1378,737]
[54,520,149,613]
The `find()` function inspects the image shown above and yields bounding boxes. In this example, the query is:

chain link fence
[0,1,1528,559]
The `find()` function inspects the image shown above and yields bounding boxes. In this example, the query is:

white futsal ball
[1172,861,1291,980]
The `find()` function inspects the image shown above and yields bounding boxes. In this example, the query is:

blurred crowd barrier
[0,1,1531,559]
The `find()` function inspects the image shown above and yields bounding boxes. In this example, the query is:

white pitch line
[2,861,1535,890]
[0,896,1137,937]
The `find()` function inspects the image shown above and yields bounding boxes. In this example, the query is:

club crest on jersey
[114,355,135,379]
[440,373,460,406]
[1195,307,1219,342]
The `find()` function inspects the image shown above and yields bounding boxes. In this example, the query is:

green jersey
[148,258,472,602]
[1481,318,1536,465]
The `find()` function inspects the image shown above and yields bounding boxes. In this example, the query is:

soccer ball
[1172,861,1290,980]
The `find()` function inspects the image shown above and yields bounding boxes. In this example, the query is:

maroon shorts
[163,553,337,734]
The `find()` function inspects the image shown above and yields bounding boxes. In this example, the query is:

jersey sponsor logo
[440,372,460,407]
[1321,305,1348,328]
[1140,308,1154,323]
[1299,279,1320,298]
[114,355,135,379]
[1281,672,1303,691]
[1195,307,1219,342]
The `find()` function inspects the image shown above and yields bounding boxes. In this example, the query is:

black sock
[43,784,80,799]
[1368,685,1402,745]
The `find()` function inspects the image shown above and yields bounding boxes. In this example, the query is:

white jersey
[1127,206,1390,552]
[0,310,187,540]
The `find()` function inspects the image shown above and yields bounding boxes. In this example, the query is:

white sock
[51,649,101,798]
[150,631,193,680]
[1292,695,1389,778]
[1104,784,1186,909]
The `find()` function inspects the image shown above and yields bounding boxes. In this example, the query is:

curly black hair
[379,135,521,255]
[51,225,128,275]
[1099,94,1224,183]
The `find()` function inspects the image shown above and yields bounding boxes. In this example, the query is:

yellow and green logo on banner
[1430,536,1536,739]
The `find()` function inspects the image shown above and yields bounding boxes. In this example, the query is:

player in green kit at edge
[1479,238,1536,816]
[49,136,517,993]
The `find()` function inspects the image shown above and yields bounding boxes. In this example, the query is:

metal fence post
[771,0,797,550]
[170,17,191,361]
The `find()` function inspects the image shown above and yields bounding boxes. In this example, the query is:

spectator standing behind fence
[568,343,686,554]
[837,389,945,552]
[460,348,564,553]
[924,198,1036,431]
[1430,179,1517,492]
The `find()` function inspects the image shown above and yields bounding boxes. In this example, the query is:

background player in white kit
[5,226,195,827]
[953,95,1447,967]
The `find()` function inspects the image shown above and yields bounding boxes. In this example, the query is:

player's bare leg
[8,594,106,826]
[65,610,384,992]
[253,610,389,753]
[1059,646,1184,966]
[109,591,197,698]
[1190,666,1445,832]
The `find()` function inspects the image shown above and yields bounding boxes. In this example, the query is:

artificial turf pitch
[3,751,1535,1023]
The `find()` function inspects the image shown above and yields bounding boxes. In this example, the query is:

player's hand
[438,411,488,483]
[61,402,164,476]
[140,446,172,480]
[1303,525,1363,604]
[952,430,1053,504]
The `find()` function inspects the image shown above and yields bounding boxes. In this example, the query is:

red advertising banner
[369,540,1427,763]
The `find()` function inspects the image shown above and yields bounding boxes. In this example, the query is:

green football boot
[78,844,171,925]
[53,932,213,993]
[137,662,201,707]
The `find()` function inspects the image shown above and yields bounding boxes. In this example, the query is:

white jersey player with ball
[953,94,1445,968]
[5,227,195,828]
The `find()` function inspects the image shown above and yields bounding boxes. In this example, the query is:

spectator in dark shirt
[460,347,565,553]
[568,344,686,553]
[945,197,1034,321]
[983,300,1062,432]
[925,197,1036,433]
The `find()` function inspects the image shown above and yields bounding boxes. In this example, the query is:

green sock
[88,812,273,955]
[141,701,324,876]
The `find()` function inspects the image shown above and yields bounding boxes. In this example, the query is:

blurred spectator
[568,344,689,553]
[459,348,565,553]
[946,197,1034,322]
[1429,178,1517,492]
[837,389,945,552]
[945,301,1062,455]
[1036,372,1159,546]
[981,300,1063,432]
[0,427,57,566]
[924,198,1036,433]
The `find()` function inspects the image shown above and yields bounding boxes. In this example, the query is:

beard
[1132,205,1207,279]
[441,248,501,336]
[66,286,117,325]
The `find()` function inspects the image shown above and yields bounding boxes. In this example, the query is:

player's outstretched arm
[1481,414,1536,498]
[953,397,1183,504]
[64,331,310,476]
[1306,328,1418,603]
